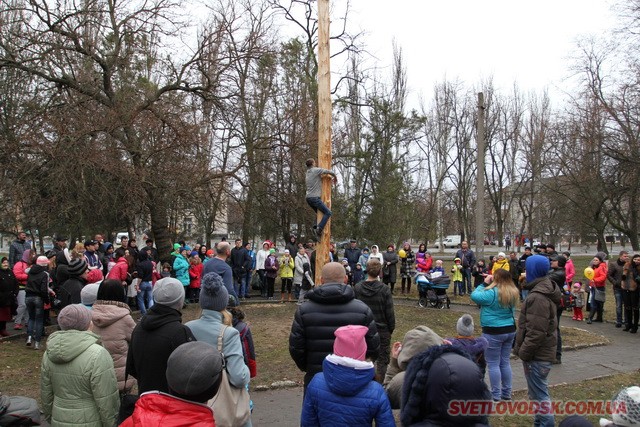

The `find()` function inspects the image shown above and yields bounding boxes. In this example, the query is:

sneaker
[13,324,23,330]
[615,323,622,328]
[26,336,32,346]
[34,342,40,350]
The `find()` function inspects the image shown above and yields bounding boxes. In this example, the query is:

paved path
[251,302,640,426]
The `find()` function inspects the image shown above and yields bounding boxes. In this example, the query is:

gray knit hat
[67,258,88,277]
[200,272,229,311]
[456,314,475,337]
[80,283,100,307]
[152,278,185,310]
[166,342,224,403]
[57,304,92,331]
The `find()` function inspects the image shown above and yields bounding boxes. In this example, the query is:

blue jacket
[470,285,516,328]
[172,255,190,287]
[301,355,395,427]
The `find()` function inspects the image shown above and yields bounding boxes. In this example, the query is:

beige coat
[622,262,639,292]
[91,300,137,392]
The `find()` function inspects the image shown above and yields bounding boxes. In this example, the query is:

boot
[26,336,32,346]
[623,308,632,331]
[34,341,40,350]
[631,309,639,334]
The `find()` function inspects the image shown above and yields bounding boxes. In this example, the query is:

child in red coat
[188,255,203,303]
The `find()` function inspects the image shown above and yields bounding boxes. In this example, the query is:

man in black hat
[83,240,102,271]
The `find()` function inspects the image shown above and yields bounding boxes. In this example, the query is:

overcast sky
[344,0,617,104]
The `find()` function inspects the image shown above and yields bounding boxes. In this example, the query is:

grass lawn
[0,300,609,403]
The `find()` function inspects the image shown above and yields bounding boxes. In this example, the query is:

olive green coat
[41,330,119,426]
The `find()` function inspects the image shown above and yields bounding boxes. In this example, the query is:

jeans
[242,271,252,297]
[614,288,623,325]
[136,281,154,315]
[523,360,554,427]
[483,332,516,400]
[462,268,473,293]
[25,295,44,342]
[15,289,28,325]
[306,196,332,232]
[521,289,529,300]
[234,274,244,298]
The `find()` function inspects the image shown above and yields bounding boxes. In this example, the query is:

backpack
[238,323,257,378]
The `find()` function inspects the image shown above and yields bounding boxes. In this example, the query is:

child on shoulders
[446,314,488,375]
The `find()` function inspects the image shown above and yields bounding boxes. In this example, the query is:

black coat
[0,269,18,307]
[58,277,85,309]
[25,265,50,301]
[289,283,380,386]
[230,246,251,277]
[126,304,195,394]
[401,346,491,427]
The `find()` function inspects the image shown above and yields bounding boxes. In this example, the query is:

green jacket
[41,330,119,426]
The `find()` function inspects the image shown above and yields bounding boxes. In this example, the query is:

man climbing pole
[305,158,337,240]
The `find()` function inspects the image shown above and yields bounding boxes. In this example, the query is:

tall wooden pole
[475,92,486,261]
[315,0,331,284]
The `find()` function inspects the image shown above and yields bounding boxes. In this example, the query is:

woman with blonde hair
[471,268,519,401]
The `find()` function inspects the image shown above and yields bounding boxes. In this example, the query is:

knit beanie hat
[456,314,475,337]
[610,386,640,427]
[173,243,181,251]
[153,278,185,310]
[96,279,127,303]
[67,258,88,277]
[333,325,368,361]
[199,272,229,311]
[167,342,224,403]
[36,256,49,266]
[398,325,444,370]
[525,255,550,283]
[551,255,567,268]
[81,283,100,307]
[86,269,104,284]
[57,304,92,331]
[595,252,607,263]
[497,252,506,258]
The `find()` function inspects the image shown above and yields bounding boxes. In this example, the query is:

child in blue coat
[301,325,395,427]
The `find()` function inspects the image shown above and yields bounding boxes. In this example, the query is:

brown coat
[91,300,137,392]
[622,262,639,292]
[514,277,561,363]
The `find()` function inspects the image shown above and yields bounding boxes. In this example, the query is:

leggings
[281,278,293,294]
[266,277,275,298]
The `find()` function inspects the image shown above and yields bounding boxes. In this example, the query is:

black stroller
[416,272,451,309]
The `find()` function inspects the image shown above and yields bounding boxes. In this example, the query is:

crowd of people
[1,230,639,426]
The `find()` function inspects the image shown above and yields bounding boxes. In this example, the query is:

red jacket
[592,262,607,289]
[189,263,204,289]
[107,257,129,282]
[120,392,216,427]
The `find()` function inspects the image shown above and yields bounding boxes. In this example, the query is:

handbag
[594,288,606,302]
[116,371,139,424]
[208,325,251,427]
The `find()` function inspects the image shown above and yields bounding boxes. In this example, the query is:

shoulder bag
[208,325,251,427]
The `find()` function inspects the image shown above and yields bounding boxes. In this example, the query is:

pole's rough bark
[315,0,331,284]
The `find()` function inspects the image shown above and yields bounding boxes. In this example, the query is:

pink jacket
[91,301,137,392]
[106,257,129,282]
[565,259,575,283]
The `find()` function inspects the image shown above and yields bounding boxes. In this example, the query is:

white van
[433,235,461,249]
[115,232,129,245]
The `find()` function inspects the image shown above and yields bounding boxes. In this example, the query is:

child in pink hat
[300,325,394,426]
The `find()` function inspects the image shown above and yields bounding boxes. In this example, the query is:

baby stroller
[416,272,451,309]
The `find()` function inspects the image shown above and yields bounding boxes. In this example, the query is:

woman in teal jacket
[41,304,119,426]
[470,268,519,401]
[172,247,190,289]
[185,272,251,426]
